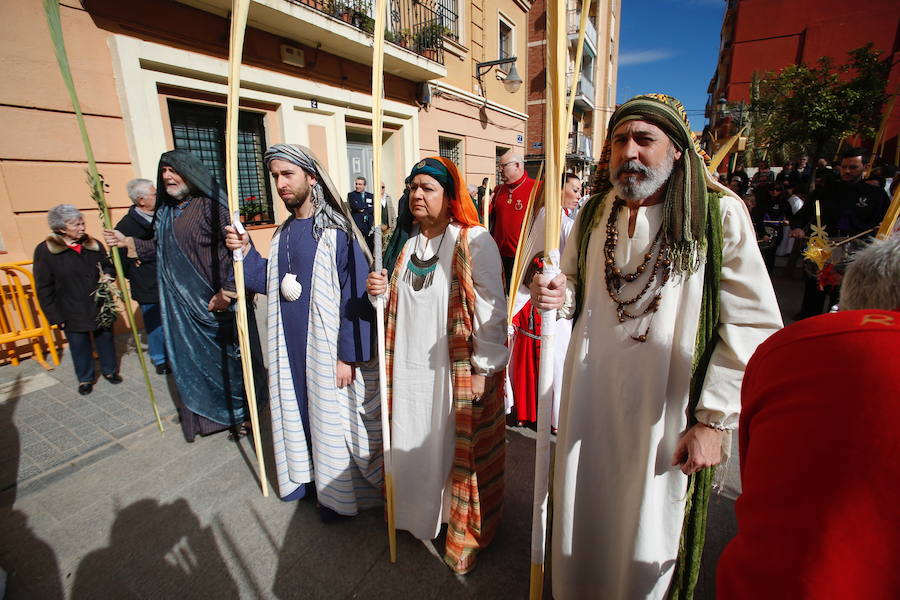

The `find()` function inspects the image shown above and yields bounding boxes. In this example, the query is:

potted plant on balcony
[240,197,265,223]
[359,14,376,33]
[325,0,352,22]
[394,28,411,48]
[349,0,370,29]
[414,22,448,60]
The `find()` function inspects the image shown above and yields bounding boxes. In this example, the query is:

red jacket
[490,174,536,258]
[717,310,900,600]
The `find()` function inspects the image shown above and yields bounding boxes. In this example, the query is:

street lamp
[475,57,523,97]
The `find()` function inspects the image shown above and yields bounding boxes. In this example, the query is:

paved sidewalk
[1,336,176,490]
[2,406,548,599]
[0,334,175,490]
[0,347,737,600]
[0,266,804,598]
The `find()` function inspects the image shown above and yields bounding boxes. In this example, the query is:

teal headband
[409,158,454,197]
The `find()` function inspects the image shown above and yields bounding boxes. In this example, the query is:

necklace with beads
[403,227,448,291]
[604,198,672,343]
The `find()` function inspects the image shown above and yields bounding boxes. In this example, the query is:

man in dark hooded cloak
[106,150,260,442]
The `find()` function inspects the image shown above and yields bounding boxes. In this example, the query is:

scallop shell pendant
[280,272,302,302]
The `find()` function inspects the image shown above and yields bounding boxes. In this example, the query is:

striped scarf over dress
[384,226,506,574]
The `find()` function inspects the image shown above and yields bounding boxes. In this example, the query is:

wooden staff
[876,184,900,240]
[370,0,398,563]
[43,0,163,432]
[529,1,588,598]
[225,0,268,497]
[866,90,895,179]
[709,126,748,174]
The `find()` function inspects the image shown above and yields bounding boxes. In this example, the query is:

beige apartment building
[525,0,620,183]
[422,0,531,192]
[0,0,529,262]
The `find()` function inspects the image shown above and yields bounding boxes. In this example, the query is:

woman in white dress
[366,158,509,574]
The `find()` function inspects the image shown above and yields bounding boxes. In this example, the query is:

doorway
[346,133,374,195]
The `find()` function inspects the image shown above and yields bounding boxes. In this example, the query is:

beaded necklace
[604,198,672,342]
[403,227,448,291]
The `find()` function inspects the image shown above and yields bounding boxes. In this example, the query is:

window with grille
[167,99,274,224]
[437,0,459,40]
[439,137,462,168]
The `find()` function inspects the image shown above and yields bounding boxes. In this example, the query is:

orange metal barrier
[0,261,60,369]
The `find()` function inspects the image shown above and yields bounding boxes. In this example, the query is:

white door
[346,141,374,194]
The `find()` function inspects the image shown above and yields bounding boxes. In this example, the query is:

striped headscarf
[589,94,712,274]
[264,143,372,264]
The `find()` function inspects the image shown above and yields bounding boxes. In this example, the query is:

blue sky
[615,0,726,130]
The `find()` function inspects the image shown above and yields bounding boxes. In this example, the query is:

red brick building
[525,0,621,181]
[707,0,900,165]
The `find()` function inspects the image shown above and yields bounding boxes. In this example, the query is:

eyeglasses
[500,162,517,168]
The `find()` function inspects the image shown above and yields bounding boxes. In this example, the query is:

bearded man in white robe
[531,94,783,599]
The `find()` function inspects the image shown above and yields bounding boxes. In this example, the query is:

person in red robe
[508,175,581,430]
[510,266,542,425]
[717,236,900,600]
[490,151,536,287]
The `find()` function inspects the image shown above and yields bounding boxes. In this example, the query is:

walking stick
[225,0,268,497]
[866,90,895,179]
[529,1,589,597]
[876,184,900,240]
[371,0,398,562]
[43,0,163,433]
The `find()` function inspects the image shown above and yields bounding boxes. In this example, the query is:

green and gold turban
[590,93,712,274]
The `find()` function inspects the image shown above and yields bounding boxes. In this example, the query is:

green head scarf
[590,93,713,274]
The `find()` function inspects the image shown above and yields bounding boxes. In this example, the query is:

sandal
[228,422,251,441]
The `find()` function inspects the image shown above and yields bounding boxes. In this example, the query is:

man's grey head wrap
[264,144,371,263]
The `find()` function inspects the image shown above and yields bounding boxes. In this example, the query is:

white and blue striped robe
[266,225,383,513]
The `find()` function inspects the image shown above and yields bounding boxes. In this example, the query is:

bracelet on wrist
[700,421,728,432]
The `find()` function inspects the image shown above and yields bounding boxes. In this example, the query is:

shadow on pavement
[0,374,64,599]
[267,426,545,599]
[70,498,238,598]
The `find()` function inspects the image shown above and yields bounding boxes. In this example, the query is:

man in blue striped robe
[227,144,382,517]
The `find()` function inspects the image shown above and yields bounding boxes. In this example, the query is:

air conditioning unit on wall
[280,44,305,68]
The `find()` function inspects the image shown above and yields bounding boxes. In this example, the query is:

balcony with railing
[567,8,598,57]
[568,131,593,159]
[175,0,450,81]
[567,70,596,112]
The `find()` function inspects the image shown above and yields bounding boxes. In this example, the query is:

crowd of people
[723,149,894,318]
[29,92,898,597]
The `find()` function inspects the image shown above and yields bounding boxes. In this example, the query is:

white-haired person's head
[47,204,83,233]
[126,178,155,204]
[839,236,900,311]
